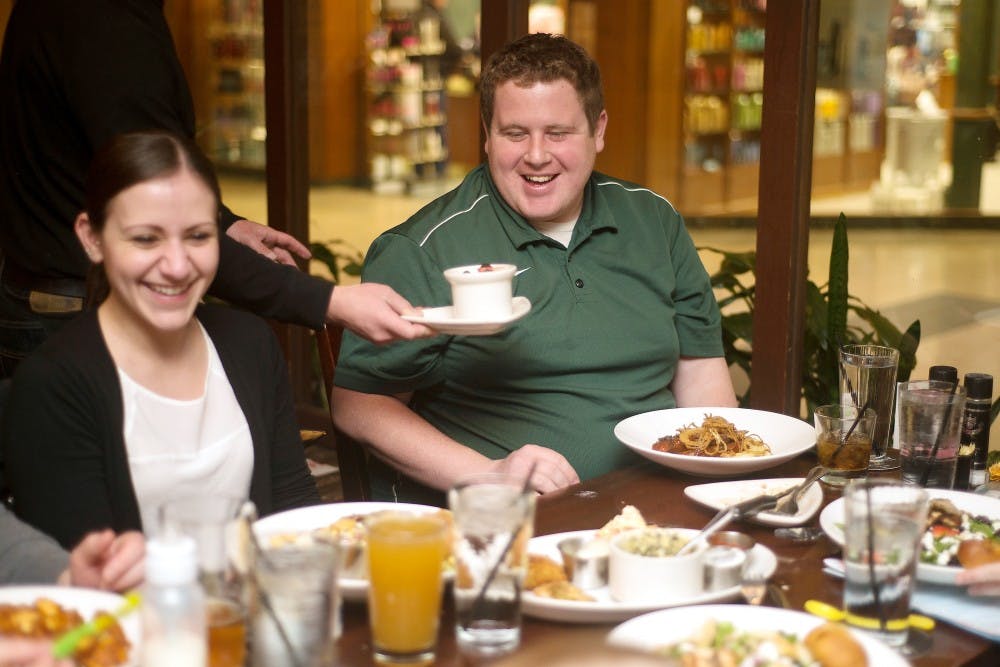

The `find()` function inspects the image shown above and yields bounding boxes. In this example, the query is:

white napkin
[912,583,1000,642]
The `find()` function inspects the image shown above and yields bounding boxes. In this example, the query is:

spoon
[677,506,738,556]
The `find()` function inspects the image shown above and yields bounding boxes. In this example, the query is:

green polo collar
[477,166,621,251]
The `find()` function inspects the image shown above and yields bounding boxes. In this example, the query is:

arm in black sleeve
[211,233,332,330]
[2,355,124,549]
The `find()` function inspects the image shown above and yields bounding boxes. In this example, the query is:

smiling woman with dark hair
[2,130,319,549]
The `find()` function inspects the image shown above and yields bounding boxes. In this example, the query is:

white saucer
[683,477,823,527]
[403,296,532,335]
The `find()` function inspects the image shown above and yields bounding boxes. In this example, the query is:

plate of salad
[819,489,1000,585]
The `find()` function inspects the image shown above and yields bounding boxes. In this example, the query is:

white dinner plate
[684,477,823,527]
[0,585,141,665]
[606,604,906,666]
[402,296,531,335]
[819,488,1000,585]
[521,530,777,623]
[253,501,443,601]
[614,407,816,477]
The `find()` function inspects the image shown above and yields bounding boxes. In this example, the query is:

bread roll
[958,539,1000,568]
[804,622,867,667]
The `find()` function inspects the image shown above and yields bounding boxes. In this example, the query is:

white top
[119,324,253,533]
[532,219,577,247]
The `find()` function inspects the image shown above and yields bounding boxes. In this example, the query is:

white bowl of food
[613,407,815,477]
[608,527,707,603]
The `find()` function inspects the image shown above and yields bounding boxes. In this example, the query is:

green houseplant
[308,239,365,284]
[702,213,921,419]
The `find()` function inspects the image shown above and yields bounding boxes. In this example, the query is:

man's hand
[61,530,145,591]
[327,283,432,344]
[226,219,311,267]
[491,445,580,494]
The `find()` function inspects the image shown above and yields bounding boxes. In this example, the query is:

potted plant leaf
[702,213,921,420]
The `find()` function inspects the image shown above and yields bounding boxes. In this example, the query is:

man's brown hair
[480,33,605,133]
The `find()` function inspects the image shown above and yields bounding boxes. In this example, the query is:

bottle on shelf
[961,373,994,489]
[140,536,207,667]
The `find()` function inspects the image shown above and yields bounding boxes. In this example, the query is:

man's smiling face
[485,79,607,227]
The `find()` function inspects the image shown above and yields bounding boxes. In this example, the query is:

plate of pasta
[613,408,815,477]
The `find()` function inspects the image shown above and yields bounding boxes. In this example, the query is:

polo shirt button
[574,278,584,288]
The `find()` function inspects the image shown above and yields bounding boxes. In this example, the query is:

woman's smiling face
[485,79,607,227]
[79,168,219,334]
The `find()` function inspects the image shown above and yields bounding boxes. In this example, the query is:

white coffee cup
[443,263,516,320]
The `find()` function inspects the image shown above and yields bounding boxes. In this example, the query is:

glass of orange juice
[366,510,449,665]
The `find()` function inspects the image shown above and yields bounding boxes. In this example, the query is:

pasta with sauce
[652,414,771,458]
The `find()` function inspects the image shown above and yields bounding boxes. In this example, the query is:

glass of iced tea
[366,510,449,666]
[814,404,876,486]
[160,496,247,667]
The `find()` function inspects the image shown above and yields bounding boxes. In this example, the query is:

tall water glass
[366,511,449,666]
[251,542,339,667]
[898,380,966,488]
[842,480,928,649]
[160,496,247,667]
[839,344,900,471]
[449,473,536,658]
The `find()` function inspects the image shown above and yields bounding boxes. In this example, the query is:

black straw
[919,381,959,487]
[469,464,537,619]
[832,399,870,466]
[864,485,888,633]
[839,352,860,409]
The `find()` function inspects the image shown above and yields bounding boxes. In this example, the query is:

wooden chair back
[316,325,371,502]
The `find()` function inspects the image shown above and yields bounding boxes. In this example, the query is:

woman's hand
[60,530,145,591]
[955,561,1000,596]
[0,639,73,667]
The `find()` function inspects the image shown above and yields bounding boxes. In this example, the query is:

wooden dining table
[333,455,1000,666]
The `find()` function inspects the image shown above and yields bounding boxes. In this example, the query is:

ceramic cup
[443,263,516,320]
[608,528,707,603]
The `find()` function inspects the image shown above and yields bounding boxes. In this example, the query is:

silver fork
[771,465,827,516]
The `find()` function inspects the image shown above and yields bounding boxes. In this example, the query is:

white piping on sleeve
[418,194,491,246]
[596,180,677,209]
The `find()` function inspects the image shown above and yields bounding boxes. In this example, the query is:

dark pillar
[750,2,820,415]
[945,0,996,209]
[264,1,312,402]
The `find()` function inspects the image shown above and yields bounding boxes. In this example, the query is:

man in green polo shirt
[332,33,737,504]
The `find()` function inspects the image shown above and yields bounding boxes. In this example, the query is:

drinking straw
[919,382,959,487]
[245,509,305,667]
[831,399,870,466]
[864,485,889,633]
[838,352,860,409]
[469,463,537,620]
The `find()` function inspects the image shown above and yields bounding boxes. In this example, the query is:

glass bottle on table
[962,373,993,488]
